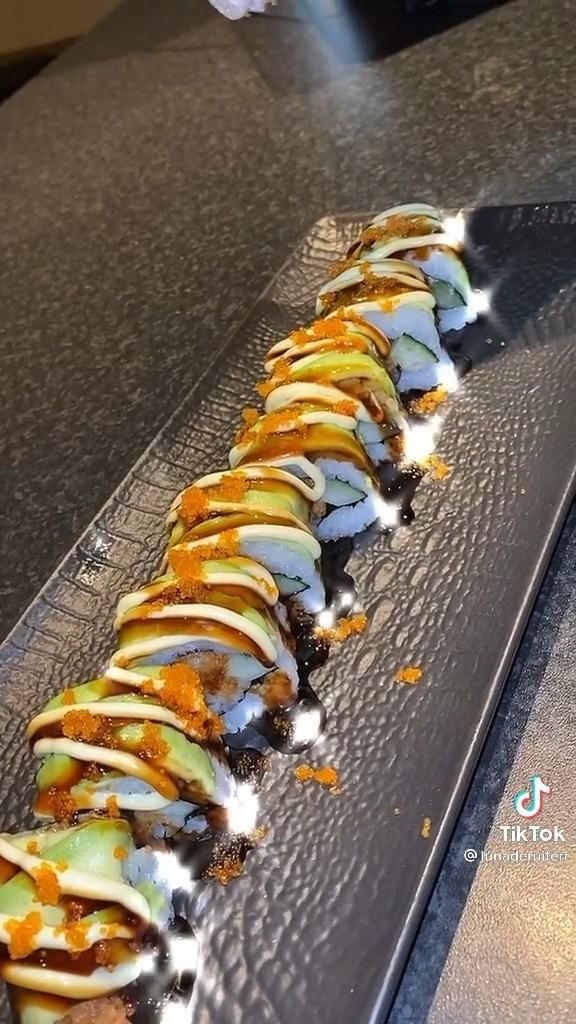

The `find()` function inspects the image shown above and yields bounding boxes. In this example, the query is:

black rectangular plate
[1,203,575,1023]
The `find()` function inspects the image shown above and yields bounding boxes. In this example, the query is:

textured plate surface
[1,203,575,1023]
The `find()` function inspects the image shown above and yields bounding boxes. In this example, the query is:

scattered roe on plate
[294,764,340,794]
[31,864,61,906]
[420,817,433,839]
[25,840,39,855]
[394,666,423,685]
[206,854,245,886]
[410,386,448,416]
[61,688,76,706]
[426,455,452,481]
[5,911,42,959]
[314,613,367,645]
[113,846,127,860]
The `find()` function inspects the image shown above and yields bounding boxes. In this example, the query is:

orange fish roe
[394,666,423,685]
[113,846,127,860]
[426,455,452,481]
[255,355,293,398]
[241,406,260,428]
[179,487,209,525]
[161,578,212,606]
[25,840,39,856]
[153,663,224,740]
[239,407,307,448]
[410,386,448,416]
[56,920,90,952]
[360,215,437,248]
[55,861,68,873]
[205,472,250,503]
[66,899,90,922]
[61,689,76,706]
[31,864,61,906]
[314,613,367,645]
[289,317,348,346]
[258,671,294,710]
[61,710,109,745]
[139,722,169,762]
[255,378,275,398]
[5,911,43,959]
[307,335,366,356]
[169,532,240,581]
[420,817,433,839]
[294,764,340,792]
[206,854,245,886]
[94,940,117,968]
[105,796,120,819]
[332,398,358,417]
[45,788,77,823]
[138,600,167,618]
[327,254,357,276]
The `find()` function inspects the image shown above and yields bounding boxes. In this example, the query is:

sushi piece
[338,295,455,393]
[28,675,237,823]
[313,262,452,392]
[262,315,406,463]
[0,818,165,1024]
[110,557,301,734]
[165,468,325,614]
[229,395,384,542]
[337,202,475,332]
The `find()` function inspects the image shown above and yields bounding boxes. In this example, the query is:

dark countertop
[1,1,575,1020]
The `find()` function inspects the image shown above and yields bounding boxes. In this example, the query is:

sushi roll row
[1,203,474,1023]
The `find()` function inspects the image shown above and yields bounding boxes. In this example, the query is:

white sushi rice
[313,459,381,541]
[404,249,476,333]
[353,302,442,357]
[356,420,398,465]
[241,537,325,612]
[395,345,457,392]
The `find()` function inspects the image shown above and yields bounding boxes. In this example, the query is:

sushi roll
[314,263,452,393]
[28,675,237,826]
[0,817,166,1024]
[338,202,475,333]
[110,562,301,734]
[0,197,478,1024]
[262,315,406,463]
[229,393,385,543]
[165,468,325,614]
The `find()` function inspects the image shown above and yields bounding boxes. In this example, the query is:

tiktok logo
[513,775,551,819]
